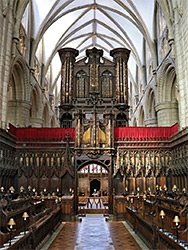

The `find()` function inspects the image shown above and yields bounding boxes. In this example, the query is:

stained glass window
[79,164,108,173]
[80,165,88,173]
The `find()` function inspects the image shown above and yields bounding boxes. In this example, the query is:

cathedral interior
[0,0,188,249]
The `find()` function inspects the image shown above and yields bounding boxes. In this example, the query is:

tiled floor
[108,222,141,250]
[45,215,146,250]
[47,222,80,250]
[75,215,113,250]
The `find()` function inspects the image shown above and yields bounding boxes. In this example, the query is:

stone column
[173,3,188,129]
[0,3,14,129]
[110,48,130,107]
[144,118,157,127]
[155,102,178,126]
[7,100,31,127]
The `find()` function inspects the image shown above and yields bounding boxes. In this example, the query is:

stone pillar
[58,48,79,106]
[0,3,14,129]
[86,47,103,93]
[155,102,178,126]
[7,100,31,127]
[29,117,43,127]
[144,117,157,127]
[110,48,130,107]
[173,3,188,129]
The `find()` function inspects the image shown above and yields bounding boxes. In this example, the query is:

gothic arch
[30,0,155,85]
[7,56,30,126]
[156,58,178,126]
[157,0,174,41]
[13,0,30,39]
[10,56,30,102]
[29,84,43,125]
[145,88,156,119]
[157,58,176,103]
[77,160,109,173]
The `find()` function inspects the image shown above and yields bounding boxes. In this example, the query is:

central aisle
[46,214,143,250]
[75,214,114,250]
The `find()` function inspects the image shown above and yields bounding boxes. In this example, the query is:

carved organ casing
[58,47,131,148]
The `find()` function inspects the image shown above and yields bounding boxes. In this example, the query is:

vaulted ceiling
[22,0,156,91]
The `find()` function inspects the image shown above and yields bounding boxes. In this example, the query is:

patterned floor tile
[47,216,142,250]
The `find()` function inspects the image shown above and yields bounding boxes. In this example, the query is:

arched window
[76,70,88,98]
[79,164,108,174]
[101,70,113,98]
[116,113,127,127]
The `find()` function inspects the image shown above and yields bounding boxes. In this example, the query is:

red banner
[114,123,178,141]
[9,123,178,142]
[9,124,75,141]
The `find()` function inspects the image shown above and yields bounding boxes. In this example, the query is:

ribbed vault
[15,0,174,108]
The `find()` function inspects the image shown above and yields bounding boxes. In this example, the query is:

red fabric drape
[9,123,178,142]
[9,124,75,141]
[114,123,178,141]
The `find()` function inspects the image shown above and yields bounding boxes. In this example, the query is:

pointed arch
[156,58,178,126]
[146,88,156,119]
[7,56,30,126]
[29,84,42,121]
[10,55,30,102]
[157,58,176,104]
